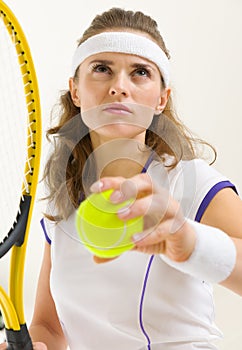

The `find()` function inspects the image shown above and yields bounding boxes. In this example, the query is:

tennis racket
[0,1,41,349]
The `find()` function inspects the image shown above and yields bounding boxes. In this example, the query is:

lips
[102,103,132,115]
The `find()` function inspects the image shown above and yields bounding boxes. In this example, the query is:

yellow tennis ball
[75,189,143,258]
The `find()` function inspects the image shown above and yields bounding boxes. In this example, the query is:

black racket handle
[6,324,33,350]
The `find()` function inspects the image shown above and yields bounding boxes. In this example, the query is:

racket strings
[0,12,37,241]
[8,14,37,184]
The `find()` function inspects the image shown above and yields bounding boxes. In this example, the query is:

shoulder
[168,158,230,188]
[149,157,229,187]
[148,157,236,220]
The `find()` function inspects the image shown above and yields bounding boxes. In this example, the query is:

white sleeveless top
[41,159,236,350]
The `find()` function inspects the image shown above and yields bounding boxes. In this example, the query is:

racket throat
[0,195,32,257]
[6,323,33,350]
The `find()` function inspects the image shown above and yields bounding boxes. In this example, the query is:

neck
[91,138,151,178]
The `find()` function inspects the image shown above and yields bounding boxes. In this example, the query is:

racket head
[0,2,41,346]
[0,0,41,258]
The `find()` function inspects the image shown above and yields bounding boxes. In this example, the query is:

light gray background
[1,0,242,349]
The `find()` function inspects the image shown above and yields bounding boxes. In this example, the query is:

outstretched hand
[91,172,196,264]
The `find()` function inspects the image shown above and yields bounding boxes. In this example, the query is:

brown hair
[43,7,216,221]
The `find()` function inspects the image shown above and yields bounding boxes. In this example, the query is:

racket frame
[0,0,41,341]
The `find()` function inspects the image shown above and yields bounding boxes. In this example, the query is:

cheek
[78,82,107,112]
[141,95,160,110]
[136,84,161,107]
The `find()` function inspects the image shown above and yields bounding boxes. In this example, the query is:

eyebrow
[89,59,155,70]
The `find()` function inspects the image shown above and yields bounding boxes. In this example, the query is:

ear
[154,87,171,115]
[69,77,81,107]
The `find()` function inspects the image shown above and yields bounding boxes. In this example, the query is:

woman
[2,7,242,350]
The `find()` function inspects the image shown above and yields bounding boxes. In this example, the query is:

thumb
[0,343,7,350]
[93,255,118,264]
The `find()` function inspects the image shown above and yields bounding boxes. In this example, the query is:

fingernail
[90,181,104,192]
[110,190,123,203]
[117,206,131,218]
[132,232,146,242]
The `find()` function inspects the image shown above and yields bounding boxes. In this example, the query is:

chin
[95,124,146,140]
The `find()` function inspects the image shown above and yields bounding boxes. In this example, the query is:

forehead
[84,51,160,70]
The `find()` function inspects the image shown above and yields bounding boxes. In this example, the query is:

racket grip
[6,324,33,350]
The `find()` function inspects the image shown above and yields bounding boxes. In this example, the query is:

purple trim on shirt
[141,152,154,173]
[138,153,155,348]
[139,255,154,349]
[138,178,237,347]
[40,218,51,244]
[195,181,237,222]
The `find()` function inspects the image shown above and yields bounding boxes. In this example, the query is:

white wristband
[161,219,236,283]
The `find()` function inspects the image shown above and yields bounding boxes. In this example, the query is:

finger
[132,214,190,248]
[113,174,153,202]
[133,241,166,255]
[0,343,7,350]
[132,219,175,246]
[90,176,125,193]
[117,192,173,222]
[90,173,153,201]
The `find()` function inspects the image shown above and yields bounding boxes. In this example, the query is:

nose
[110,88,127,96]
[108,73,129,97]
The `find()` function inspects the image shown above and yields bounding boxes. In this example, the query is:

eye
[133,67,151,78]
[91,63,111,74]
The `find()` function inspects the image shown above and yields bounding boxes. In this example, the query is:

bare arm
[29,242,68,350]
[201,187,242,295]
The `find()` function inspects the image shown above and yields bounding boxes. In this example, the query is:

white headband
[71,32,170,87]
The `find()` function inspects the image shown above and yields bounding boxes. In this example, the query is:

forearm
[161,220,238,289]
[29,323,68,350]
